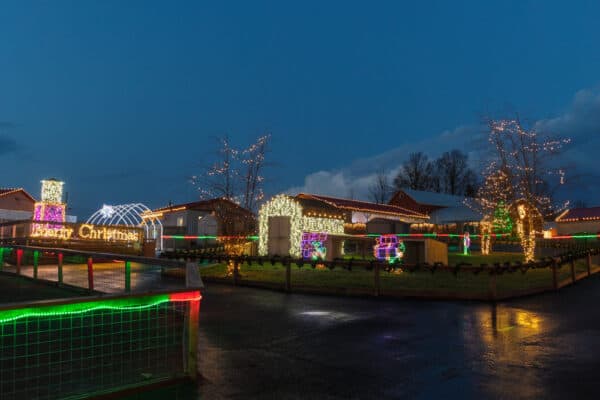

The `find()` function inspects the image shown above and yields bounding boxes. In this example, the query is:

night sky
[1,1,599,218]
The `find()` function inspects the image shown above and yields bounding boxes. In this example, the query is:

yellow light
[258,195,345,257]
[40,179,64,203]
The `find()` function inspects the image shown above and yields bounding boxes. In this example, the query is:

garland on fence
[162,247,600,276]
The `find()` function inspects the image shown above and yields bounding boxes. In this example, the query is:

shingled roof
[151,197,254,216]
[296,193,429,220]
[556,207,600,222]
[0,188,36,202]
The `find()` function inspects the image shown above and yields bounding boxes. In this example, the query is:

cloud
[534,88,600,141]
[0,136,18,156]
[286,124,484,200]
[534,87,600,200]
[288,87,600,204]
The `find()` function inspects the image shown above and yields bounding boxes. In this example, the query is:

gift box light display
[301,232,328,260]
[33,179,66,226]
[373,234,406,263]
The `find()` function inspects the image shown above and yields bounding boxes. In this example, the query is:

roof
[296,193,429,219]
[151,197,254,216]
[428,206,483,224]
[399,189,466,208]
[556,207,600,223]
[0,188,36,202]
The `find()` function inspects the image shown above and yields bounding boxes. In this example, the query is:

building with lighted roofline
[555,206,600,235]
[142,198,255,251]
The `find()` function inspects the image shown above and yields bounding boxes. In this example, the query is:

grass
[198,252,595,298]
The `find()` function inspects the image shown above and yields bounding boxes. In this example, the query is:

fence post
[587,252,592,277]
[57,252,63,284]
[285,261,291,292]
[125,260,131,292]
[33,250,39,279]
[489,269,497,301]
[16,248,23,275]
[552,260,558,290]
[373,263,381,297]
[233,260,239,286]
[570,258,576,284]
[87,257,94,291]
[187,296,200,380]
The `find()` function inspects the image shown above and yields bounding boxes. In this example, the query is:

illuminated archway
[87,203,163,251]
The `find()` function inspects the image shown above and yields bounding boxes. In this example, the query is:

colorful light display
[0,291,201,325]
[373,234,406,263]
[40,179,64,203]
[258,195,344,257]
[33,179,67,228]
[463,231,471,255]
[33,203,66,223]
[480,219,493,255]
[301,232,328,260]
[30,223,141,242]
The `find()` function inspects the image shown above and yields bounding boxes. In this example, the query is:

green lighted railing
[0,290,201,400]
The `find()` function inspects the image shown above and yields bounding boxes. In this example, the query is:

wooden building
[142,198,255,251]
[555,207,600,235]
[389,189,482,233]
[0,188,36,239]
[258,193,429,260]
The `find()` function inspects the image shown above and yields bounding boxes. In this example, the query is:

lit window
[177,217,184,227]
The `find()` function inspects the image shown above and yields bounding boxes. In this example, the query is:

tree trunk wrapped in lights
[479,218,493,255]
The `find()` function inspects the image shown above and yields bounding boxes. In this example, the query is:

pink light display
[373,234,406,263]
[301,232,328,260]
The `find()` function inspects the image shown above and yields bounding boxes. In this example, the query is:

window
[177,217,184,227]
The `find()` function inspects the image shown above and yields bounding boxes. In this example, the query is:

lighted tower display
[33,179,66,224]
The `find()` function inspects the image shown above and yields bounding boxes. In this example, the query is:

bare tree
[190,134,270,212]
[368,170,391,204]
[434,150,479,196]
[191,136,238,200]
[240,134,270,211]
[393,152,436,191]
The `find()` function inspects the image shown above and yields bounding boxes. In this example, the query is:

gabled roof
[397,189,466,208]
[151,197,254,216]
[556,207,600,223]
[429,206,483,225]
[0,187,36,202]
[296,193,429,219]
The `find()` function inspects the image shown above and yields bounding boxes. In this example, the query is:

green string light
[0,294,170,324]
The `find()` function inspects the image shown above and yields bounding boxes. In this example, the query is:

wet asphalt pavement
[190,274,600,399]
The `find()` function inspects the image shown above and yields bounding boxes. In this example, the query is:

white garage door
[268,216,291,256]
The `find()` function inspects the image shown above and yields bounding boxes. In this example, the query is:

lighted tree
[473,118,570,261]
[190,135,268,259]
[492,201,513,234]
[191,134,270,212]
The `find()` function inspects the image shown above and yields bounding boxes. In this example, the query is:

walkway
[192,275,600,399]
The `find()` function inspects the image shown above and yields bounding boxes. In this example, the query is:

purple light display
[301,232,328,260]
[373,234,406,263]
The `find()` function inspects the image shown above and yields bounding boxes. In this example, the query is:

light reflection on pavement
[194,275,600,399]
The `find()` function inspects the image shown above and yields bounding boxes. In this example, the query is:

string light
[258,195,344,257]
[373,234,406,263]
[463,232,471,255]
[0,291,201,325]
[468,119,570,260]
[301,232,328,260]
[40,179,64,203]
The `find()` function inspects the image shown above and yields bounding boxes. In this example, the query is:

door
[268,216,291,256]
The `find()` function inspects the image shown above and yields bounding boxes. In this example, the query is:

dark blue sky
[1,1,600,217]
